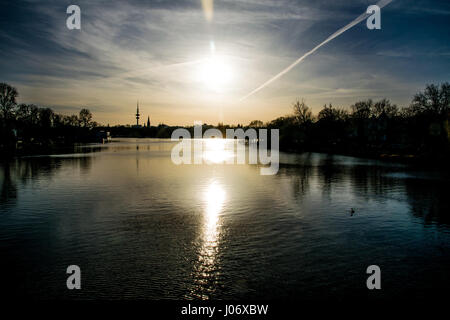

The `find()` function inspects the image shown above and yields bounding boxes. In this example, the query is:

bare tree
[293,99,313,125]
[248,120,264,128]
[351,100,373,119]
[318,104,348,122]
[0,83,18,122]
[410,82,450,116]
[373,99,398,118]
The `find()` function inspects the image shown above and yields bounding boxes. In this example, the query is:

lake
[1,138,449,300]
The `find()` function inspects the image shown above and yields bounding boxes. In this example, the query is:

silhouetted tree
[79,108,92,128]
[351,99,373,119]
[39,108,54,128]
[0,83,18,122]
[373,99,398,118]
[293,99,313,125]
[64,114,80,127]
[410,82,450,117]
[318,104,348,122]
[315,104,349,149]
[16,104,40,126]
[249,120,264,128]
[318,104,334,122]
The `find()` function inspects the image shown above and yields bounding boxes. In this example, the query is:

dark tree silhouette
[39,108,54,128]
[318,104,348,122]
[0,83,18,122]
[351,99,372,119]
[16,104,40,126]
[293,99,313,125]
[249,120,264,128]
[0,84,104,151]
[373,99,398,118]
[64,114,80,127]
[79,108,92,128]
[410,83,450,117]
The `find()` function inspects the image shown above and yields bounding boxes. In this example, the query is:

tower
[136,101,140,126]
[147,116,150,128]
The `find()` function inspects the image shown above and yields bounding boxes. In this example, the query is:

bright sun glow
[202,139,234,163]
[198,55,233,92]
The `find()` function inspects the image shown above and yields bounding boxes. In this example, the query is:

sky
[0,0,449,126]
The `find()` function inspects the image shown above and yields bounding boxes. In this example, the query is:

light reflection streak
[188,180,226,299]
[202,139,235,164]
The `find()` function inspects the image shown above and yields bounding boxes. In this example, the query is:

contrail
[240,0,393,101]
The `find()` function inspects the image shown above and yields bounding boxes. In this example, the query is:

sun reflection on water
[204,181,225,242]
[202,139,234,164]
[188,181,226,299]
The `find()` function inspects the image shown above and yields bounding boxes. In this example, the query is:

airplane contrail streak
[240,0,393,101]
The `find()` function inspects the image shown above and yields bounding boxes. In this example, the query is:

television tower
[136,101,140,126]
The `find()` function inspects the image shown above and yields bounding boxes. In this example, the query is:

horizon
[3,81,446,128]
[1,0,449,126]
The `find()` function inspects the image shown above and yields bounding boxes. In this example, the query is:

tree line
[261,83,449,162]
[1,83,96,151]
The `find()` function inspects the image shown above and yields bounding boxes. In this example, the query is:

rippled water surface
[1,139,449,300]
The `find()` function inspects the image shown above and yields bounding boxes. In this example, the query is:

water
[1,138,449,300]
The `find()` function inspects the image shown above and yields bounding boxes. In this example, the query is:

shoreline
[2,137,448,170]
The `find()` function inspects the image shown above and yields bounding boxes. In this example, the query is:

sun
[198,55,233,92]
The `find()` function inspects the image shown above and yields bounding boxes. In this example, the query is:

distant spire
[136,100,140,126]
[147,116,150,127]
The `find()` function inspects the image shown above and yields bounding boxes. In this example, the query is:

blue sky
[0,0,449,125]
